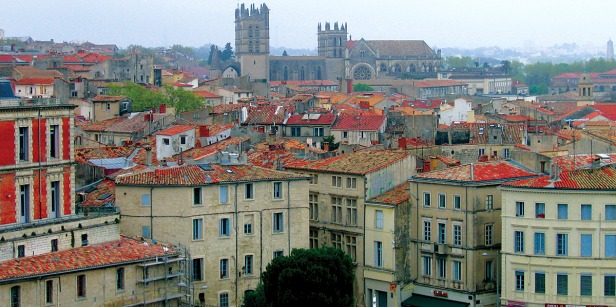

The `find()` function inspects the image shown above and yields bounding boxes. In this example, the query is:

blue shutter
[606,235,616,257]
[220,186,228,203]
[606,205,616,220]
[558,204,568,219]
[581,205,592,220]
[581,234,592,257]
[141,194,150,206]
[534,233,545,254]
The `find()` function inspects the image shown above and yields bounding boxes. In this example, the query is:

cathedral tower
[235,3,270,81]
[317,22,347,58]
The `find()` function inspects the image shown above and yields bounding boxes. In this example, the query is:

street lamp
[482,251,500,307]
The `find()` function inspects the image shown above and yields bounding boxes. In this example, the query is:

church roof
[363,40,436,58]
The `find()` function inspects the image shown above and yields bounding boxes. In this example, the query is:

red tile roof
[194,90,221,98]
[594,104,616,121]
[210,103,245,114]
[92,95,127,102]
[503,165,616,190]
[79,179,116,207]
[244,105,287,125]
[15,77,55,85]
[270,80,338,86]
[412,160,537,183]
[367,182,410,205]
[158,125,195,136]
[285,113,336,125]
[285,150,411,175]
[116,163,306,186]
[75,146,134,164]
[331,114,385,131]
[0,236,177,282]
[552,153,616,171]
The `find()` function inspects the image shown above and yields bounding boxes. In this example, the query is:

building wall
[156,129,196,161]
[116,178,309,307]
[501,187,616,307]
[92,101,120,122]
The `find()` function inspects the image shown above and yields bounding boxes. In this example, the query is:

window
[273,250,284,258]
[453,195,461,210]
[273,212,284,233]
[245,183,254,199]
[193,187,202,205]
[51,239,58,252]
[423,192,431,207]
[244,255,253,275]
[19,184,30,223]
[515,271,525,291]
[345,235,357,261]
[332,176,342,187]
[606,235,616,257]
[273,182,282,199]
[220,259,229,278]
[534,232,545,255]
[535,203,545,218]
[486,195,493,210]
[581,275,592,296]
[558,204,568,219]
[453,261,462,281]
[162,138,170,145]
[309,174,318,185]
[581,234,592,257]
[116,268,125,291]
[290,127,300,137]
[193,219,203,240]
[607,205,616,220]
[343,131,348,138]
[557,274,568,295]
[581,204,592,220]
[77,274,86,298]
[423,220,431,241]
[422,256,432,276]
[219,292,229,307]
[17,245,25,258]
[346,199,357,226]
[331,196,342,224]
[81,234,88,246]
[219,218,230,237]
[485,224,493,246]
[10,286,20,307]
[346,177,356,189]
[142,226,151,238]
[49,125,59,159]
[193,258,203,281]
[374,241,383,267]
[516,201,524,217]
[309,229,319,249]
[18,127,29,161]
[453,224,462,246]
[46,280,54,303]
[556,233,568,256]
[375,210,383,229]
[180,135,187,145]
[605,275,616,296]
[535,272,545,294]
[437,258,446,278]
[331,233,343,249]
[514,231,524,253]
[50,181,60,218]
[219,185,228,204]
[309,194,318,221]
[244,214,253,235]
[141,193,150,206]
[485,261,494,281]
[437,193,446,208]
[438,222,446,244]
[313,127,324,136]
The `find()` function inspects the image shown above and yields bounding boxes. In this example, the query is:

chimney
[359,101,369,110]
[199,125,210,137]
[268,133,276,145]
[305,144,309,155]
[144,113,151,122]
[159,104,166,114]
[592,155,601,168]
[145,145,152,166]
[323,142,329,152]
[398,137,407,149]
[346,79,353,93]
[470,163,474,181]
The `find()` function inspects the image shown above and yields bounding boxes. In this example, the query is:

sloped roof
[412,80,467,88]
[285,150,410,175]
[157,125,194,136]
[91,95,127,102]
[79,179,116,207]
[194,90,221,98]
[367,182,410,205]
[503,165,616,190]
[106,113,173,134]
[286,113,336,125]
[552,153,616,171]
[244,105,287,125]
[411,160,537,183]
[15,77,55,85]
[363,40,436,58]
[331,114,385,131]
[210,103,244,114]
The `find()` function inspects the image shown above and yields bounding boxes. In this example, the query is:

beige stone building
[500,164,616,307]
[285,149,416,306]
[115,163,310,307]
[404,161,537,307]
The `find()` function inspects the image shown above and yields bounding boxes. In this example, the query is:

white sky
[1,0,614,50]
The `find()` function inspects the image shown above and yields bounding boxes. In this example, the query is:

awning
[402,294,469,307]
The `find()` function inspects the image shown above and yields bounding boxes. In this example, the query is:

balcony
[0,97,66,108]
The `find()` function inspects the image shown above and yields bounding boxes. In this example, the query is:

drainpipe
[149,187,154,240]
[38,108,42,220]
[287,180,291,253]
[234,183,239,305]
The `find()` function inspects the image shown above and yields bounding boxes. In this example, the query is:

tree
[221,42,234,61]
[282,50,288,56]
[171,44,195,57]
[321,135,339,151]
[500,60,511,74]
[159,85,204,114]
[353,83,374,92]
[246,247,355,307]
[107,82,204,114]
[445,56,474,68]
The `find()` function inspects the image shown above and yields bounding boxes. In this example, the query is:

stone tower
[608,38,614,60]
[235,3,270,81]
[317,22,347,58]
[578,73,593,99]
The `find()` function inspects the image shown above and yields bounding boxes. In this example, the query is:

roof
[91,95,127,102]
[13,66,64,79]
[285,113,336,125]
[75,146,134,164]
[106,113,172,134]
[363,40,436,58]
[411,160,537,183]
[551,153,616,171]
[210,103,245,114]
[158,125,195,136]
[270,80,338,87]
[331,114,386,131]
[79,179,116,207]
[0,236,177,282]
[15,77,55,85]
[503,165,616,190]
[412,80,468,88]
[244,105,287,125]
[285,150,411,175]
[367,182,410,205]
[194,90,221,98]
[116,163,307,186]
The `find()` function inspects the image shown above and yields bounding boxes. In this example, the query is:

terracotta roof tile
[412,160,537,183]
[503,165,616,190]
[15,77,55,85]
[331,114,385,131]
[552,153,616,171]
[286,113,336,125]
[158,125,195,136]
[367,182,410,205]
[80,179,116,207]
[91,95,127,102]
[285,150,410,175]
[210,103,245,114]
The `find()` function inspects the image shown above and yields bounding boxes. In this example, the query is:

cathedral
[229,3,442,83]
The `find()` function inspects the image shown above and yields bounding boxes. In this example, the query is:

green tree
[207,44,217,65]
[221,42,234,61]
[171,44,195,57]
[445,56,474,68]
[242,283,268,307]
[353,83,374,92]
[282,50,288,56]
[248,247,355,307]
[159,85,204,114]
[107,81,161,111]
[500,60,511,74]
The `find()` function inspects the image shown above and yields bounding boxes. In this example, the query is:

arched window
[360,50,365,58]
[317,66,322,80]
[379,63,387,72]
[300,67,305,80]
[248,41,253,53]
[283,67,289,81]
[333,49,337,57]
[248,26,253,38]
[394,64,402,73]
[255,40,260,53]
[255,26,260,38]
[409,64,416,72]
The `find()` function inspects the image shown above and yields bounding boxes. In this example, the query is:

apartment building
[500,164,616,307]
[405,161,537,307]
[115,163,310,307]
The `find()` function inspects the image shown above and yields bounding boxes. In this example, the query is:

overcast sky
[1,0,613,51]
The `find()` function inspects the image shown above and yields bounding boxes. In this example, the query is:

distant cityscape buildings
[608,38,614,60]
